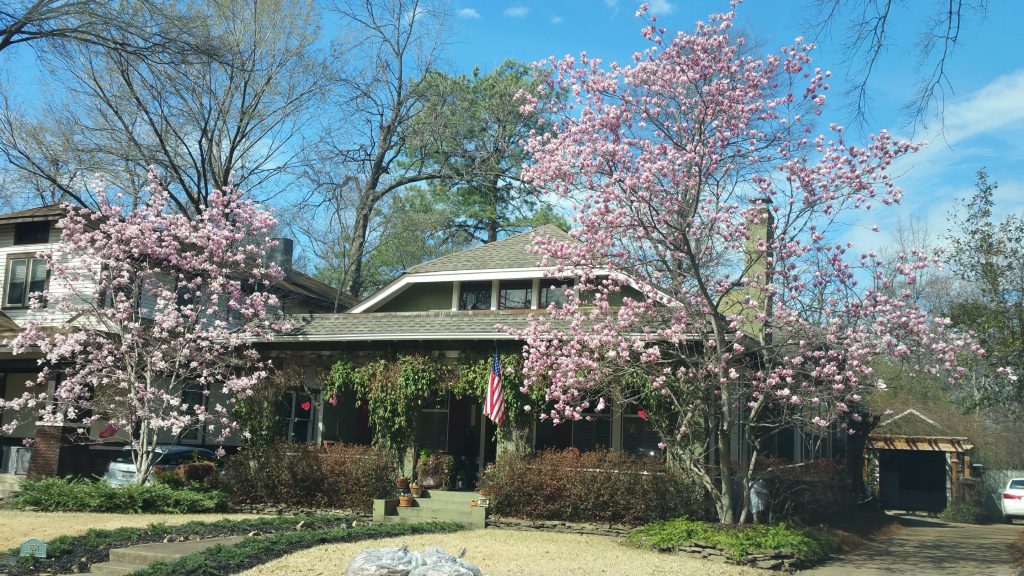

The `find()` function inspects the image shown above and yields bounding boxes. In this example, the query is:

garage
[866,409,974,513]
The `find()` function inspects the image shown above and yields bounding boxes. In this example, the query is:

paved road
[805,515,1023,575]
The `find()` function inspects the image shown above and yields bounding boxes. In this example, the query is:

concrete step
[375,496,487,529]
[89,561,144,576]
[418,490,478,503]
[108,536,244,565]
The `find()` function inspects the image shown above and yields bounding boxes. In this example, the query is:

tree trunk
[345,200,373,298]
[716,416,734,523]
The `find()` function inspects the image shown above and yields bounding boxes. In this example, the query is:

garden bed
[133,521,462,576]
[627,517,836,571]
[0,514,356,576]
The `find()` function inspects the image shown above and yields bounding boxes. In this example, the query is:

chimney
[268,237,294,277]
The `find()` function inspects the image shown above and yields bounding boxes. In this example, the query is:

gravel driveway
[239,529,760,576]
[0,511,259,549]
[805,514,1024,576]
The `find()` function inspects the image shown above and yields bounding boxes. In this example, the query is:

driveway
[806,515,1023,575]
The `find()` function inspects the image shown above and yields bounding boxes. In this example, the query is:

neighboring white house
[0,205,341,477]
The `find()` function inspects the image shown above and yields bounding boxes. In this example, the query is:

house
[260,224,662,484]
[0,205,341,482]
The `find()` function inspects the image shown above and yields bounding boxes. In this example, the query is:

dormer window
[13,222,50,245]
[498,280,532,309]
[539,280,572,307]
[458,281,491,310]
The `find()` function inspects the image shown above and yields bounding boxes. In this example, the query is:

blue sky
[446,1,1024,250]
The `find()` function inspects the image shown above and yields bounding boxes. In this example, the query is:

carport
[866,409,974,513]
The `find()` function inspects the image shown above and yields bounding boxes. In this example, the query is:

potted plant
[410,481,423,497]
[395,475,410,491]
[398,493,415,507]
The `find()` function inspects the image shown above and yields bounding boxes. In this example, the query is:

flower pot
[410,485,423,497]
[398,495,415,507]
[396,478,410,490]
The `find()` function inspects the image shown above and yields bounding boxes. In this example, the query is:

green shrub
[135,521,462,576]
[478,448,702,526]
[628,517,835,564]
[220,442,394,512]
[3,514,356,576]
[939,503,988,524]
[12,477,228,513]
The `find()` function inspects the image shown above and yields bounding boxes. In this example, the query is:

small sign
[19,538,46,558]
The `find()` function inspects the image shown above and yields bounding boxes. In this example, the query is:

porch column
[950,451,960,504]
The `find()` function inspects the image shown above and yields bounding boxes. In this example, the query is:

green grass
[134,521,463,576]
[627,517,835,564]
[2,514,356,576]
[12,477,228,513]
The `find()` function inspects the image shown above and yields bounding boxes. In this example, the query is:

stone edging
[485,517,802,572]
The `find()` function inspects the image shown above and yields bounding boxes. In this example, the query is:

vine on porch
[324,351,545,458]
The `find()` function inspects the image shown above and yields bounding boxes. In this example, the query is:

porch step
[85,536,244,575]
[374,491,486,529]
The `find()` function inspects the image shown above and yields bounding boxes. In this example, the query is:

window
[458,281,492,310]
[13,222,50,245]
[498,280,532,309]
[539,280,572,307]
[416,393,449,452]
[279,390,314,443]
[622,412,662,458]
[535,404,612,451]
[4,256,48,308]
[180,385,205,443]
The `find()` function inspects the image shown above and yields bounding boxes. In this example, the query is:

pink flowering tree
[1,174,283,484]
[514,5,976,523]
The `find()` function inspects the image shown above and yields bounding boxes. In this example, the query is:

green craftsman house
[262,224,662,485]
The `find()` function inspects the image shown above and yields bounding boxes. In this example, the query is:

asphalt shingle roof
[0,204,65,223]
[278,310,538,340]
[405,225,575,274]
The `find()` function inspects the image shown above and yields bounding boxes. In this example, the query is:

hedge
[478,448,702,526]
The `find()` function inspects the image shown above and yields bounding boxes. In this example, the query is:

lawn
[239,529,764,576]
[0,511,259,549]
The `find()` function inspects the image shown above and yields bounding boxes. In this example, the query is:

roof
[405,225,575,274]
[0,205,65,224]
[871,409,963,439]
[276,270,352,311]
[275,310,538,341]
[0,311,23,338]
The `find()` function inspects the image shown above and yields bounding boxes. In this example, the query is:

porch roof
[274,310,537,341]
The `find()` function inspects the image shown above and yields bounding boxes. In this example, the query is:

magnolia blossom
[2,174,283,484]
[509,6,973,523]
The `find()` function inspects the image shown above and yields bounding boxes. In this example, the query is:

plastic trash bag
[419,546,482,576]
[344,546,424,576]
[407,565,475,576]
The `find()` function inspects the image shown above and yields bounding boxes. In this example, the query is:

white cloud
[551,15,563,24]
[647,0,675,15]
[842,68,1024,254]
[504,6,529,18]
[457,7,480,19]
[605,0,618,6]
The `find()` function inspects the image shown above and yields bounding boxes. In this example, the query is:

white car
[104,446,218,486]
[1001,478,1024,522]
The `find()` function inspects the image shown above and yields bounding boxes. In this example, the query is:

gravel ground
[0,511,259,549]
[240,529,761,576]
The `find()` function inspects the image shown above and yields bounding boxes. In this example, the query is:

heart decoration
[300,400,312,412]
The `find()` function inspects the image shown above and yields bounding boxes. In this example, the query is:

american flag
[484,347,506,425]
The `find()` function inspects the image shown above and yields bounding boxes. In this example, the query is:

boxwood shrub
[12,477,228,513]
